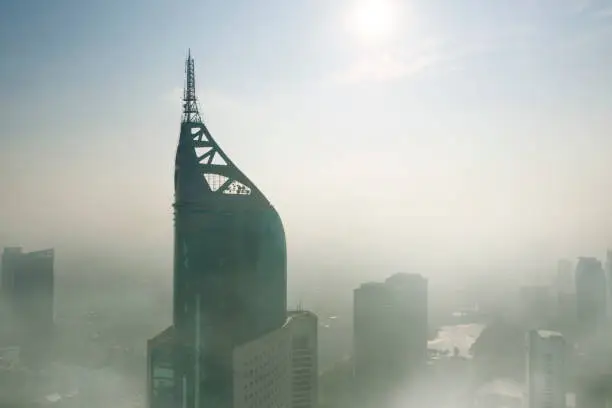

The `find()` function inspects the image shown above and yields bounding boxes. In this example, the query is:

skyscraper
[519,285,554,330]
[353,273,428,395]
[147,326,175,408]
[575,257,606,336]
[606,250,612,318]
[286,311,318,408]
[147,51,287,408]
[556,259,574,294]
[1,247,22,296]
[232,311,318,408]
[525,330,566,408]
[0,247,54,363]
[555,259,576,330]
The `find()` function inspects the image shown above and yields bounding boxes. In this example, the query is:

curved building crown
[174,51,268,208]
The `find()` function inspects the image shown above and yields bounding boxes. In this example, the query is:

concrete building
[556,259,574,294]
[1,247,22,296]
[0,247,54,363]
[525,330,565,408]
[519,286,555,330]
[606,250,612,318]
[233,311,317,408]
[286,311,318,408]
[233,320,291,408]
[353,273,428,393]
[146,326,175,408]
[148,312,318,408]
[146,52,288,408]
[575,257,606,336]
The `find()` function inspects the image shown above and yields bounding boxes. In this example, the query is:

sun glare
[347,0,399,46]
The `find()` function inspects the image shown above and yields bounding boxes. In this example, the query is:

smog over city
[2,1,612,407]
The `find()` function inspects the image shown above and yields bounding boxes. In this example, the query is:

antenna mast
[182,49,202,124]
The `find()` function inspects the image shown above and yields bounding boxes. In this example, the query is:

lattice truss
[188,123,253,196]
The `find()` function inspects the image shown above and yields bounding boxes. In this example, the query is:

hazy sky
[2,0,612,284]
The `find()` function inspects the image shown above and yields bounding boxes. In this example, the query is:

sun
[347,0,399,46]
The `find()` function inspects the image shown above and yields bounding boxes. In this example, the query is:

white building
[525,330,565,408]
[287,311,318,408]
[233,321,291,408]
[233,311,318,408]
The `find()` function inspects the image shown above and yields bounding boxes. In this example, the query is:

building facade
[233,311,318,408]
[287,311,318,408]
[1,247,22,296]
[148,311,318,408]
[233,319,291,408]
[519,285,555,330]
[556,259,574,294]
[147,52,288,408]
[0,247,54,362]
[575,257,606,336]
[353,273,428,394]
[147,326,175,408]
[606,250,612,318]
[525,330,565,408]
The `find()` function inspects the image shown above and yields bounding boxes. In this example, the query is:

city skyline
[4,3,612,406]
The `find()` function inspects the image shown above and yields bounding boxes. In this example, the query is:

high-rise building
[0,247,54,362]
[147,51,288,408]
[232,311,318,408]
[0,247,22,344]
[606,250,612,318]
[148,311,318,408]
[519,285,555,329]
[1,247,23,296]
[556,259,574,294]
[554,259,576,333]
[575,257,607,336]
[525,330,566,408]
[286,311,318,408]
[147,326,175,408]
[353,273,427,393]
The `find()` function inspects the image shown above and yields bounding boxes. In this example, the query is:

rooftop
[536,329,563,339]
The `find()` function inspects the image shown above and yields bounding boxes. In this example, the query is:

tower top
[182,49,202,124]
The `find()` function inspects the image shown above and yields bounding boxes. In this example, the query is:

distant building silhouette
[0,247,22,296]
[147,51,297,408]
[0,247,54,364]
[556,259,574,294]
[519,285,554,330]
[554,259,576,334]
[353,273,428,396]
[525,330,566,408]
[606,250,612,318]
[575,257,606,336]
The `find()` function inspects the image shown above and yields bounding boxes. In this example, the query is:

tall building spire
[175,50,269,202]
[182,49,202,124]
[146,51,288,408]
